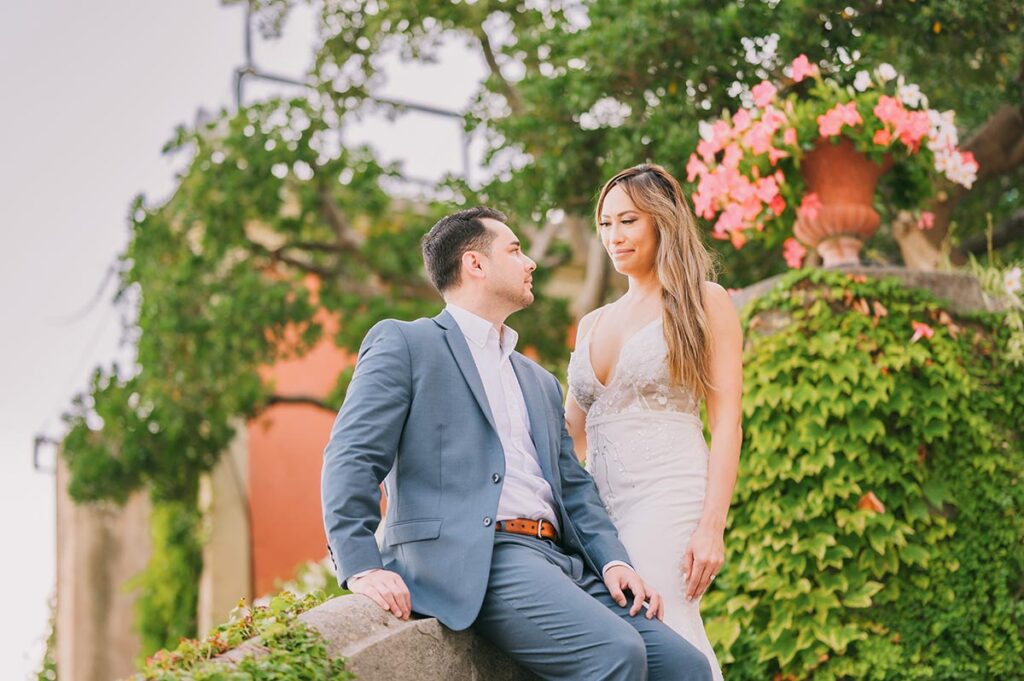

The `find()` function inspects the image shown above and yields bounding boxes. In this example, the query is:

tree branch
[475,26,524,116]
[266,394,336,413]
[318,184,365,249]
[527,219,564,263]
[249,241,341,278]
[572,233,611,319]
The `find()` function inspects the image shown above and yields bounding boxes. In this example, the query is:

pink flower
[837,102,863,126]
[722,143,743,169]
[769,194,787,216]
[918,211,935,230]
[768,147,789,166]
[783,238,807,268]
[686,153,707,182]
[731,229,748,249]
[710,120,732,147]
[713,203,745,235]
[910,321,934,343]
[752,80,777,107]
[742,122,775,155]
[817,109,844,137]
[741,197,763,221]
[697,139,717,163]
[873,128,892,146]
[961,150,979,173]
[755,176,780,203]
[874,96,905,126]
[692,191,714,219]
[817,102,862,138]
[896,110,931,149]
[731,109,753,132]
[798,192,823,220]
[783,127,798,146]
[790,54,817,82]
[760,106,788,131]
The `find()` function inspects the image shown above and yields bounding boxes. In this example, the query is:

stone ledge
[218,594,538,680]
[730,266,1000,315]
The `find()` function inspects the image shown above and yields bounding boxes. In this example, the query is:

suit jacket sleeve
[322,320,412,586]
[549,375,632,570]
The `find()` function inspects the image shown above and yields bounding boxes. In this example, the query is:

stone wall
[55,460,151,681]
[219,595,538,680]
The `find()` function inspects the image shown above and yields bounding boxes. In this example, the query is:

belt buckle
[536,519,545,539]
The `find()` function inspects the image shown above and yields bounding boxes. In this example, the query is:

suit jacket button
[483,516,493,527]
[492,473,501,484]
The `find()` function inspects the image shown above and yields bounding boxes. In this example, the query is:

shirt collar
[445,303,519,357]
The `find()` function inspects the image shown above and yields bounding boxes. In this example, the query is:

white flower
[579,96,632,130]
[898,83,928,109]
[926,109,960,159]
[698,119,715,140]
[1006,267,1022,296]
[877,63,897,82]
[853,70,872,91]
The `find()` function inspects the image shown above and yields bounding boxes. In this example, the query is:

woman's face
[598,184,658,277]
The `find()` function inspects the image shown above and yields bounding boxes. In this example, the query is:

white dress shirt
[445,303,560,530]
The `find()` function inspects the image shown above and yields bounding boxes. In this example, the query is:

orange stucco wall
[247,309,353,597]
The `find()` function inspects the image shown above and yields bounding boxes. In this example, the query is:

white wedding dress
[568,315,724,680]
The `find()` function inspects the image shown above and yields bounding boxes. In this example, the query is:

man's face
[477,218,537,311]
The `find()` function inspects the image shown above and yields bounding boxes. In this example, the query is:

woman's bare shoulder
[575,303,612,341]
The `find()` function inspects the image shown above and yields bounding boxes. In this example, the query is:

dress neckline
[584,311,663,389]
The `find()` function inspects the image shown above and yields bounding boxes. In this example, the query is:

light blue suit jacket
[321,310,631,631]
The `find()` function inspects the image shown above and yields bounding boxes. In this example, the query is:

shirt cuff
[601,560,634,578]
[347,568,381,586]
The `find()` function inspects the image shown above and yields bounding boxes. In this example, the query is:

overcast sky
[0,2,482,676]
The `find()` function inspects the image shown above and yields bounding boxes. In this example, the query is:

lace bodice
[568,315,700,424]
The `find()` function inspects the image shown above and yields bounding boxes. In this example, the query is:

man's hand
[603,565,663,620]
[348,569,412,620]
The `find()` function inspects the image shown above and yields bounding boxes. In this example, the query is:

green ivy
[130,500,204,657]
[704,270,1024,679]
[138,591,351,680]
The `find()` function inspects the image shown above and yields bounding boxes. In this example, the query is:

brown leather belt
[495,518,558,541]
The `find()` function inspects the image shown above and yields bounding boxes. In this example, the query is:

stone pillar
[55,459,152,681]
[197,424,252,634]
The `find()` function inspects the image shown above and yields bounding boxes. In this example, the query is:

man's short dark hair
[421,206,507,293]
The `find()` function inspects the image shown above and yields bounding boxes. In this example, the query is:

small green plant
[137,590,352,680]
[968,250,1023,367]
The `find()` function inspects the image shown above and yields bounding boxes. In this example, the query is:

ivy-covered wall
[705,270,1024,679]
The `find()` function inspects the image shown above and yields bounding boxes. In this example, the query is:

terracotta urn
[793,137,893,267]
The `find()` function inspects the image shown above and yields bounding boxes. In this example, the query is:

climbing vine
[703,269,1024,679]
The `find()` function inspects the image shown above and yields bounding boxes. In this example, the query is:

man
[322,207,712,680]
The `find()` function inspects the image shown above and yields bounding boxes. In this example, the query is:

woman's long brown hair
[595,163,716,397]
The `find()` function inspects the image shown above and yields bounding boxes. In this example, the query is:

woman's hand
[682,522,725,600]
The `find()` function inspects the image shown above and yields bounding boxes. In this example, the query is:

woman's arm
[565,310,600,463]
[565,394,589,464]
[683,282,744,600]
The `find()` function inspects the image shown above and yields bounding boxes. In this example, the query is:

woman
[566,164,743,680]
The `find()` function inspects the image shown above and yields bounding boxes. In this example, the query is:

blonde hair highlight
[595,163,716,397]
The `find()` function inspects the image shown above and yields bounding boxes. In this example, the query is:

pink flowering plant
[687,55,979,266]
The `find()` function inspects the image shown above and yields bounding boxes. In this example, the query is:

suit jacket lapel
[511,353,557,485]
[436,311,498,434]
